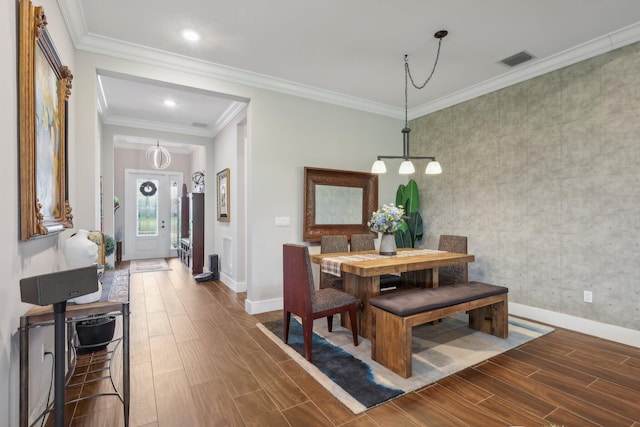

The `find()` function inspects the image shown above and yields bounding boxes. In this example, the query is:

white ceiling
[59,0,640,142]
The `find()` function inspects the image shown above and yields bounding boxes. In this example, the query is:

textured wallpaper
[410,42,640,330]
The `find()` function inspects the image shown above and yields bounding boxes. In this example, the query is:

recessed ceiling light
[181,29,200,42]
[163,99,176,107]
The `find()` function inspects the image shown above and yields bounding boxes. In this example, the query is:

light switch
[275,216,290,227]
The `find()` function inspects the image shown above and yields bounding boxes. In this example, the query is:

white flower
[367,203,406,234]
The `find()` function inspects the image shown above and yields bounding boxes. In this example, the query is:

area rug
[129,258,170,274]
[258,314,553,414]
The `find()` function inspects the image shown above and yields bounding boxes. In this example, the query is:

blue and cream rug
[258,314,553,414]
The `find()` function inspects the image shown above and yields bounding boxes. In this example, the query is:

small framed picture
[216,168,230,222]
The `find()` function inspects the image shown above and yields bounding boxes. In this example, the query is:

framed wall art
[19,0,74,240]
[216,168,230,222]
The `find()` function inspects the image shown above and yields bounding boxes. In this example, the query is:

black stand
[53,301,67,427]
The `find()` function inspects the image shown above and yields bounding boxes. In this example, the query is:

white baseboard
[509,302,640,348]
[245,297,282,315]
[243,298,639,348]
[219,273,246,292]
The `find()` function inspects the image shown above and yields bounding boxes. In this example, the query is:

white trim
[245,297,282,315]
[219,273,246,293]
[243,298,639,348]
[410,21,640,119]
[509,302,640,348]
[60,0,640,120]
[73,33,400,118]
[102,114,216,138]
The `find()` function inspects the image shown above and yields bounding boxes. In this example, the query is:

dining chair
[283,244,359,361]
[350,233,402,290]
[319,235,349,290]
[437,235,468,285]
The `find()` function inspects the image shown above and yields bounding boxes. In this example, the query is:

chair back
[283,244,315,314]
[350,234,375,251]
[438,235,467,253]
[438,235,468,285]
[320,235,348,254]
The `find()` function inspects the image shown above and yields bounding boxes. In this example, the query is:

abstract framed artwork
[19,0,74,240]
[216,168,230,222]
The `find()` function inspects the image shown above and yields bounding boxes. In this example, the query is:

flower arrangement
[368,203,406,234]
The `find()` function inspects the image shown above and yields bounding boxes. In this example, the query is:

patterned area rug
[129,258,170,274]
[258,313,554,414]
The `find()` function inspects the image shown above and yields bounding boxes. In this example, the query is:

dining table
[309,248,475,340]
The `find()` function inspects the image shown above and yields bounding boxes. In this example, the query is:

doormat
[129,258,170,274]
[258,314,554,414]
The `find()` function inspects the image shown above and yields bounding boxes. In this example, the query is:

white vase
[64,229,102,304]
[379,232,397,256]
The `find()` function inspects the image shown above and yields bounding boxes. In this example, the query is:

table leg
[19,317,29,427]
[342,273,379,341]
[123,304,130,427]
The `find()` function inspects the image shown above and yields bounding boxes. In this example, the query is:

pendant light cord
[404,34,445,90]
[403,31,447,127]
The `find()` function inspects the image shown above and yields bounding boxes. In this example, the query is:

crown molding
[410,21,640,119]
[99,98,247,138]
[72,32,402,119]
[215,102,248,134]
[101,113,216,138]
[60,0,640,121]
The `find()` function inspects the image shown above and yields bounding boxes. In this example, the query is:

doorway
[124,169,182,260]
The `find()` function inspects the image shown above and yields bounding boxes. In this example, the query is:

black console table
[19,269,130,427]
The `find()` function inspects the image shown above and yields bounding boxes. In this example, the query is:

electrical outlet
[583,290,593,303]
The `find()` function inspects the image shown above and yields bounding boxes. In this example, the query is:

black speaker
[20,265,99,306]
[209,254,220,280]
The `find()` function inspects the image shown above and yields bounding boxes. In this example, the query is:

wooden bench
[369,282,509,378]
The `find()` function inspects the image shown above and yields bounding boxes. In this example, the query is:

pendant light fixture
[145,141,171,170]
[372,30,447,175]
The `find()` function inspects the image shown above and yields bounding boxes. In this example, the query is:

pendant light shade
[371,30,447,175]
[145,141,171,170]
[425,160,442,175]
[371,160,387,174]
[398,160,415,174]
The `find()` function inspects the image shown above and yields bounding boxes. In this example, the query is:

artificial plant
[394,179,423,248]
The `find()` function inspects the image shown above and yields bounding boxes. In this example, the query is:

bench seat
[369,281,508,378]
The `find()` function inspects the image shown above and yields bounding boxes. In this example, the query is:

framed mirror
[303,167,378,242]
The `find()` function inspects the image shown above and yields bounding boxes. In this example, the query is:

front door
[124,170,181,260]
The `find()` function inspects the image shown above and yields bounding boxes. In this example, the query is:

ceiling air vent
[500,51,535,67]
[191,122,208,128]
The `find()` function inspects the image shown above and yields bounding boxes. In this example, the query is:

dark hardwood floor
[53,258,640,426]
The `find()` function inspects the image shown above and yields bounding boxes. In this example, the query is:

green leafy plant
[104,234,116,257]
[394,179,423,248]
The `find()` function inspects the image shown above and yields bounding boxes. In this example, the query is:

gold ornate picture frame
[19,0,73,240]
[216,168,230,222]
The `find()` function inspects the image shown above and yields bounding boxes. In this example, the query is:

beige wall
[411,42,640,331]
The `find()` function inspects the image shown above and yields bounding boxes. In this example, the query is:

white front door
[124,170,180,260]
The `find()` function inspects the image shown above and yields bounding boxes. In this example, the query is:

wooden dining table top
[309,248,475,277]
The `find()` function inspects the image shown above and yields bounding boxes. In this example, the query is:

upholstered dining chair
[283,244,359,361]
[319,235,349,290]
[350,233,402,290]
[437,235,468,286]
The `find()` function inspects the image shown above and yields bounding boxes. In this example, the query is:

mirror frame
[303,167,378,242]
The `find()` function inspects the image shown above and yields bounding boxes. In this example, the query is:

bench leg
[468,295,508,338]
[371,307,413,378]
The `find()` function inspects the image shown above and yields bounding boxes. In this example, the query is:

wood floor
[54,258,640,426]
